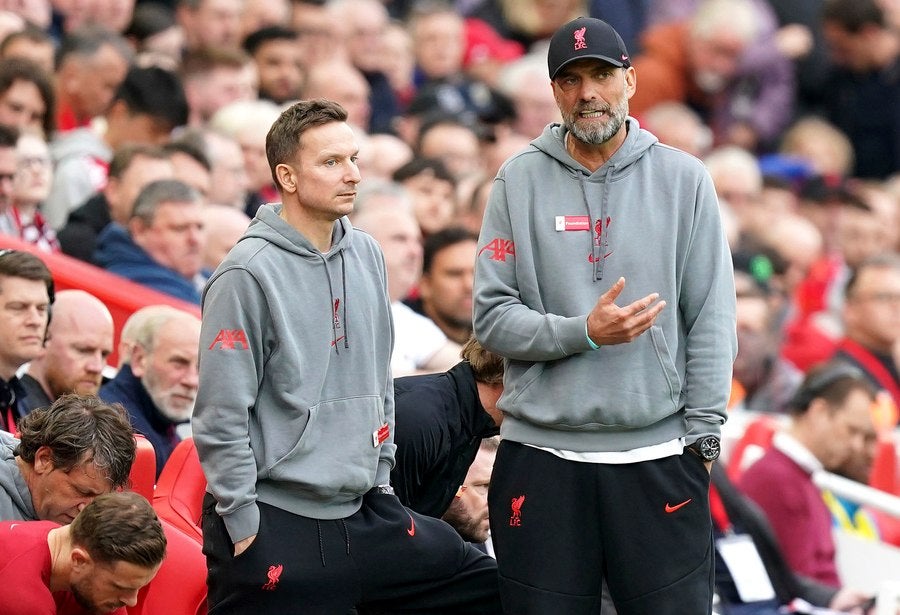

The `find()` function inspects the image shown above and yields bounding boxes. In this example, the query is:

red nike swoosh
[407,514,415,537]
[665,499,692,513]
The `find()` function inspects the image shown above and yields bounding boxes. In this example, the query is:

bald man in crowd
[18,290,114,415]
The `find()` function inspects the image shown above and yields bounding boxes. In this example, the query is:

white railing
[813,470,900,518]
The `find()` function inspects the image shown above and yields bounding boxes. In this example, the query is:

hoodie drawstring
[316,519,352,567]
[340,253,349,350]
[340,519,350,555]
[322,251,350,353]
[577,174,608,282]
[317,520,326,566]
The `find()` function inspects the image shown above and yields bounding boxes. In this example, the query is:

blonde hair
[779,116,855,178]
[461,335,504,385]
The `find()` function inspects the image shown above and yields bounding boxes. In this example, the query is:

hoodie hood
[236,204,353,351]
[239,203,352,258]
[0,431,35,520]
[50,127,110,164]
[531,118,658,178]
[529,118,658,280]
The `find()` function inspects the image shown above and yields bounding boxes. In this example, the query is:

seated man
[711,463,872,614]
[93,179,207,304]
[19,289,114,414]
[739,362,877,587]
[100,307,200,475]
[0,249,54,433]
[0,490,166,615]
[0,394,136,523]
[391,336,503,517]
[56,144,174,263]
[441,436,498,548]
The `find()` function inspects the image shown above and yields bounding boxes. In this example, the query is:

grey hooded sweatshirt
[473,119,737,453]
[0,431,35,521]
[194,204,395,544]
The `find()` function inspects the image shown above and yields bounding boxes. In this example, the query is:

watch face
[698,436,720,461]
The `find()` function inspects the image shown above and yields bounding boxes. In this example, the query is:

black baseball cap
[548,17,631,80]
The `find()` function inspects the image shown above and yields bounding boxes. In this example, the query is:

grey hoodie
[0,431,35,521]
[194,204,395,544]
[45,127,111,230]
[473,119,736,452]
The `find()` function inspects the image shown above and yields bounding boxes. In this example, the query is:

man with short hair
[0,249,53,433]
[19,290,114,413]
[0,394,136,523]
[195,98,501,613]
[406,226,478,345]
[242,26,304,105]
[100,308,200,475]
[832,252,900,412]
[176,0,244,52]
[53,25,134,133]
[392,335,504,517]
[0,490,166,614]
[442,437,497,545]
[56,145,175,262]
[473,16,736,613]
[180,46,258,127]
[740,362,877,587]
[93,179,206,303]
[46,65,188,229]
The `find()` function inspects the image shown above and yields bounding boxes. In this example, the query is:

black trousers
[488,440,714,615]
[202,491,502,614]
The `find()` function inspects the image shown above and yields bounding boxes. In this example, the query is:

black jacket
[57,192,111,263]
[391,361,499,517]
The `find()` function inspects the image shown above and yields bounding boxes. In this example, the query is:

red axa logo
[208,328,249,350]
[509,494,525,527]
[479,238,516,262]
[261,563,283,590]
[573,26,587,50]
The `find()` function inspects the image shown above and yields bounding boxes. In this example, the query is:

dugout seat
[129,435,157,500]
[152,437,206,544]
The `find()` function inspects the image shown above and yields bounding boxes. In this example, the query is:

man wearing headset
[0,249,53,433]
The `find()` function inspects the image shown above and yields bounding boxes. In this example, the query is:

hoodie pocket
[505,325,682,429]
[266,395,385,498]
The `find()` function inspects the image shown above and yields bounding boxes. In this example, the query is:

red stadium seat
[726,415,778,483]
[152,437,206,544]
[0,236,199,367]
[127,519,208,615]
[869,437,898,496]
[129,435,157,500]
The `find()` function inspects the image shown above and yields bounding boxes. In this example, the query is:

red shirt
[0,520,126,615]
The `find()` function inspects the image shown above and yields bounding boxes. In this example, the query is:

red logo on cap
[573,26,587,50]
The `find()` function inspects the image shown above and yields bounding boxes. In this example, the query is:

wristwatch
[372,484,395,495]
[687,436,720,462]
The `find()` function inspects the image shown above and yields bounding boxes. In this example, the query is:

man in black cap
[472,16,736,615]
